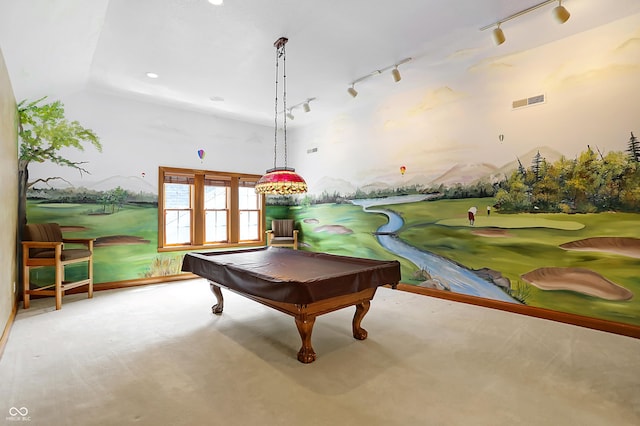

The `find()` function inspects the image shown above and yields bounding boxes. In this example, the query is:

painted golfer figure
[468,206,477,225]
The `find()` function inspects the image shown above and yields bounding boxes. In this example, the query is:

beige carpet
[1,279,639,426]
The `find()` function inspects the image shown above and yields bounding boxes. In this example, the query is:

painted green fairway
[287,197,639,326]
[437,215,585,230]
[386,198,640,326]
[26,201,179,284]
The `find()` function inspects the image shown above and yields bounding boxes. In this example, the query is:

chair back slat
[25,223,63,242]
[24,223,63,257]
[272,219,294,237]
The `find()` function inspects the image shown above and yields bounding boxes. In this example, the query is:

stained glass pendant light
[255,37,308,195]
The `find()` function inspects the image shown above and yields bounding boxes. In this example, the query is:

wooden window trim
[158,166,265,252]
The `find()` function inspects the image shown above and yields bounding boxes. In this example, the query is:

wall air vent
[307,147,318,154]
[512,94,545,109]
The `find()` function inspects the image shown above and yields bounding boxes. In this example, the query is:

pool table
[181,246,401,363]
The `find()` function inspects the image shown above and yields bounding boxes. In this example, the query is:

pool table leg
[209,282,224,314]
[294,316,317,363]
[352,300,371,340]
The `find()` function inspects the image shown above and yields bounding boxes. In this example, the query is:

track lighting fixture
[391,67,401,83]
[552,0,570,24]
[299,98,316,112]
[282,97,316,117]
[492,24,506,46]
[480,0,571,46]
[347,57,411,98]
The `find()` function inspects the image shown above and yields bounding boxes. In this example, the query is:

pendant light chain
[282,42,288,169]
[273,39,288,169]
[273,44,279,170]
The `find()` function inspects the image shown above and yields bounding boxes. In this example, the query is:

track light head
[482,0,571,47]
[492,25,506,46]
[286,109,295,120]
[347,85,358,98]
[392,67,401,83]
[552,2,570,24]
[303,102,311,113]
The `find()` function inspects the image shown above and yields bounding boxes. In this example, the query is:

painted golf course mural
[23,14,640,331]
[266,138,640,328]
[25,141,640,328]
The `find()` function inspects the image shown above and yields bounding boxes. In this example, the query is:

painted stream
[351,195,518,303]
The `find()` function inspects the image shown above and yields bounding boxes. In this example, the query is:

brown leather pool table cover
[181,246,401,304]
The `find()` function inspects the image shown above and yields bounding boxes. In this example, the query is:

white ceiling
[1,0,639,127]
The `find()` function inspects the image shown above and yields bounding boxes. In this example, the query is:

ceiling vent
[512,94,545,109]
[307,147,318,154]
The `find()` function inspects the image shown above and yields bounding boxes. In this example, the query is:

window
[238,181,260,241]
[164,175,193,245]
[159,167,265,250]
[204,177,229,243]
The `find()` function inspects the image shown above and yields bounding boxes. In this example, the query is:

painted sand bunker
[560,237,640,259]
[521,267,633,301]
[313,225,353,234]
[471,228,511,237]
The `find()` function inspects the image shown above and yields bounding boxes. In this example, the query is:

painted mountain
[312,176,357,197]
[87,176,156,194]
[310,146,567,197]
[494,146,564,178]
[429,163,500,187]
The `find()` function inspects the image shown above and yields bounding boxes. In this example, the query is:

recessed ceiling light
[146,72,159,79]
[208,0,223,5]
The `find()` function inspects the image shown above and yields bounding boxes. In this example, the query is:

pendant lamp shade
[255,167,307,195]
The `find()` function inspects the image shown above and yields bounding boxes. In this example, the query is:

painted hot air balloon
[400,165,406,176]
[197,149,205,162]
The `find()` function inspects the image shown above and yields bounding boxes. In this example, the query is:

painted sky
[294,14,640,194]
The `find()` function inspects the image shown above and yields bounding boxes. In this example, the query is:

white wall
[27,89,275,192]
[0,46,18,333]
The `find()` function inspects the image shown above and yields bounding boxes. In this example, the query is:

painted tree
[516,157,527,177]
[626,131,639,163]
[501,145,640,213]
[598,150,629,210]
[531,161,561,211]
[105,186,129,213]
[530,150,544,181]
[17,97,102,228]
[494,172,530,212]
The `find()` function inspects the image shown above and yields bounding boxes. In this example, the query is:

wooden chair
[22,223,95,310]
[266,219,298,250]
